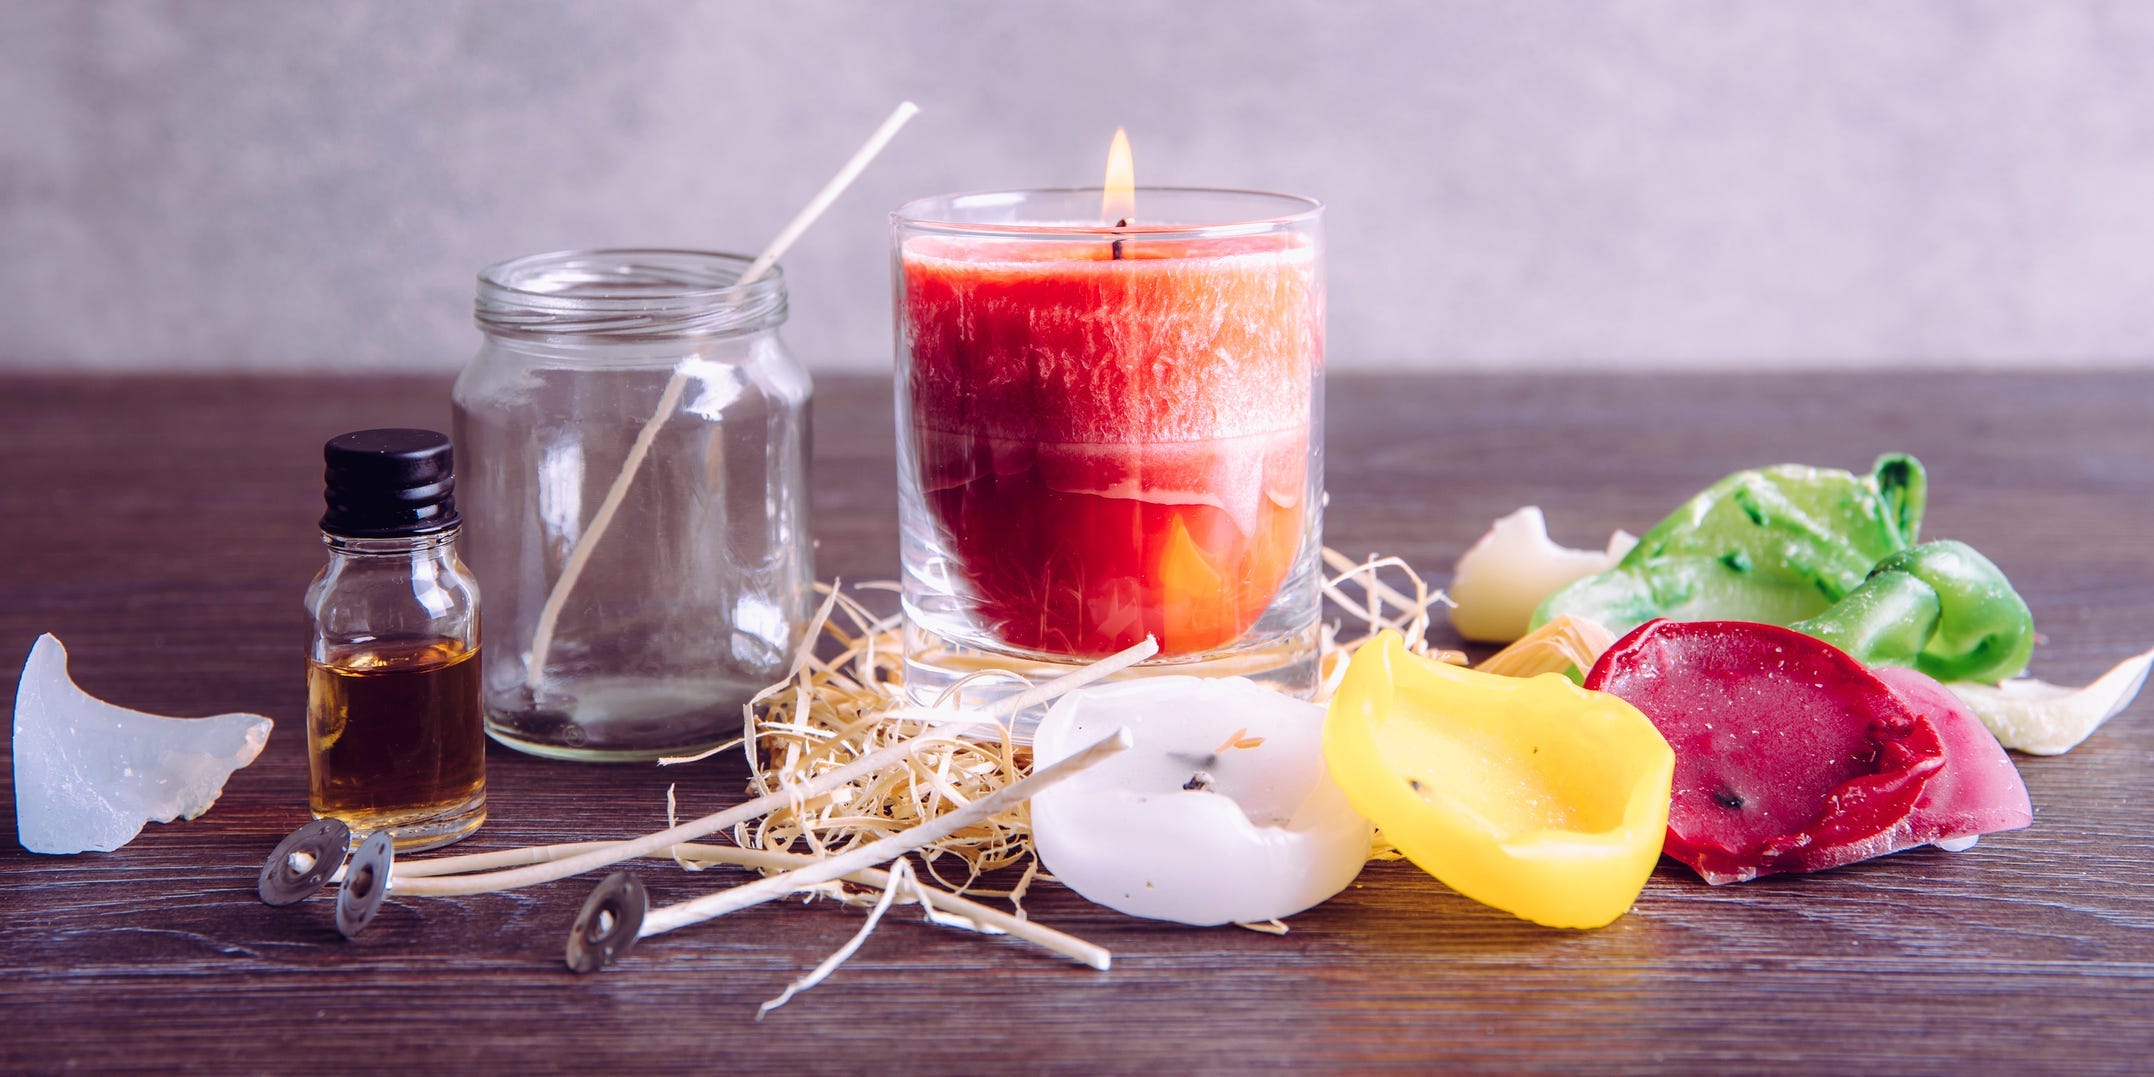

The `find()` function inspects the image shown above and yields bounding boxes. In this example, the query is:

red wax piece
[903,233,1320,657]
[1584,620,1947,884]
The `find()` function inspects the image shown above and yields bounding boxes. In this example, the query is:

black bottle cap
[320,428,461,538]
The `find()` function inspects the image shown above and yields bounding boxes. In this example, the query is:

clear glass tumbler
[454,249,813,761]
[892,189,1325,711]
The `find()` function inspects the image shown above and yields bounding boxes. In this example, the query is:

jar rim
[893,187,1323,240]
[475,248,787,340]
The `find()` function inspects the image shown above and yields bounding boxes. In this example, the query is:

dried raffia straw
[387,633,1155,899]
[1476,614,1618,679]
[1318,549,1466,698]
[731,582,1042,896]
[521,101,921,691]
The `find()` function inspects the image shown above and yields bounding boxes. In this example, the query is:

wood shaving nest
[705,550,1614,903]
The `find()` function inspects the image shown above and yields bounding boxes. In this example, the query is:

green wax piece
[1535,453,2033,684]
[1793,541,2034,684]
[1535,454,1925,637]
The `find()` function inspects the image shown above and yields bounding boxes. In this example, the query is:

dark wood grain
[3,372,2151,1073]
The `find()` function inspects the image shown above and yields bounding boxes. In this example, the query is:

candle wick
[1111,217,1132,260]
[1182,771,1214,792]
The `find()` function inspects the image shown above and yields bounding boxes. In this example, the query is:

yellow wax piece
[1323,631,1673,928]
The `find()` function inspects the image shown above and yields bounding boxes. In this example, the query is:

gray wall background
[6,0,2154,374]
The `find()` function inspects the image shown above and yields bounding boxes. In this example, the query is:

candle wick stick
[631,726,1136,942]
[1111,217,1132,260]
[520,100,920,691]
[385,634,1156,899]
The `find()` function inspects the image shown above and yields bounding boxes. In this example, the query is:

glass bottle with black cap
[306,428,486,851]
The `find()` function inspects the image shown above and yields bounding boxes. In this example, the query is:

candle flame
[1102,127,1135,224]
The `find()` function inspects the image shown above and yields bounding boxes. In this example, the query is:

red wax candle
[901,229,1321,658]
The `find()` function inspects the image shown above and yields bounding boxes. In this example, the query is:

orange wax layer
[904,232,1320,657]
[921,432,1306,657]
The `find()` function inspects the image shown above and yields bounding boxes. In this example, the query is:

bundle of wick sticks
[259,638,1159,982]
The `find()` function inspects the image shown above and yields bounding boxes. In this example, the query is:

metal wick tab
[334,831,395,938]
[257,818,353,906]
[566,872,649,974]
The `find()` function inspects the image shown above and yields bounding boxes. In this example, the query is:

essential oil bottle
[305,428,486,851]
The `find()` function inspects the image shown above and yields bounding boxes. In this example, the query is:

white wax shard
[1449,506,1637,643]
[1030,677,1372,927]
[1948,646,2154,756]
[13,634,272,854]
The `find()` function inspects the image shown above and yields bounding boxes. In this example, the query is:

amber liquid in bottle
[307,637,487,848]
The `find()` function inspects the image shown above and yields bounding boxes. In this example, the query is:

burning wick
[1102,127,1135,261]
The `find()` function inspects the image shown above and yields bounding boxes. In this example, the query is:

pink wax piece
[1873,666,2034,844]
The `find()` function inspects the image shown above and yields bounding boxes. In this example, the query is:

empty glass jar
[454,249,812,761]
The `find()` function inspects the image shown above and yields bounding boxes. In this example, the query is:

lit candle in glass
[892,133,1325,707]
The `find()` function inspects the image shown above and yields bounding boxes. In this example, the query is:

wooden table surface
[3,371,2151,1073]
